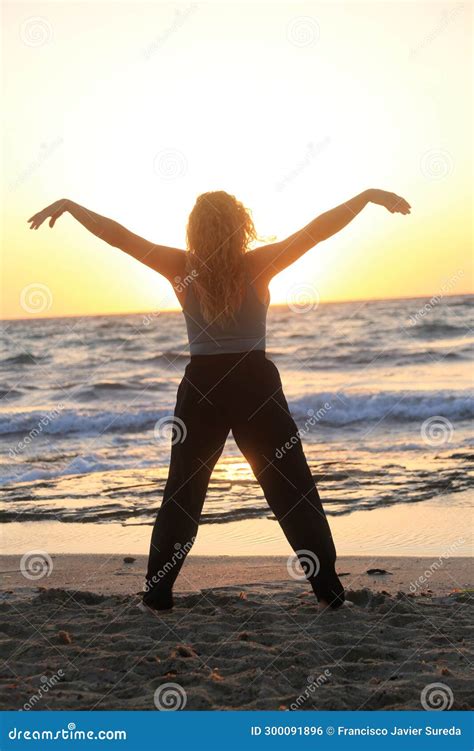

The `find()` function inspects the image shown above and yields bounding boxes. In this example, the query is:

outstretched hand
[370,189,411,215]
[27,199,69,230]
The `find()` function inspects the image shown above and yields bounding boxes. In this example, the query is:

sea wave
[0,353,46,367]
[289,391,474,426]
[2,453,160,486]
[407,321,470,338]
[1,390,472,438]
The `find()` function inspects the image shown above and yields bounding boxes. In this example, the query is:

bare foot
[318,598,353,612]
[137,600,172,616]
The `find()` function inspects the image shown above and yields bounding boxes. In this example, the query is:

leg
[232,365,344,608]
[144,374,229,608]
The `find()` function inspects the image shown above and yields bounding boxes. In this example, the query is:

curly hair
[185,191,257,326]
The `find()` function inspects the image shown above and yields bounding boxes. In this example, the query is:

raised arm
[27,199,185,283]
[249,189,411,283]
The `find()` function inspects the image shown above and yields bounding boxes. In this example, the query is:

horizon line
[1,291,472,323]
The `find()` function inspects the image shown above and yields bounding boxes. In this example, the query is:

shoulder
[246,243,282,278]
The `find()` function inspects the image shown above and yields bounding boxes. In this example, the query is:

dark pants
[145,351,344,608]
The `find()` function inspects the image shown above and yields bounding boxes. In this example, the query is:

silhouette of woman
[28,188,410,611]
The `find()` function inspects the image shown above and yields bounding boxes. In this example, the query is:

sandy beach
[1,554,472,711]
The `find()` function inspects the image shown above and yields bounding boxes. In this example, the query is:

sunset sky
[2,1,472,318]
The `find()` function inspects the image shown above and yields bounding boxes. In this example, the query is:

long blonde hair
[185,191,257,326]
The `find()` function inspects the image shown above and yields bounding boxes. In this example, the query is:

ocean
[1,294,472,555]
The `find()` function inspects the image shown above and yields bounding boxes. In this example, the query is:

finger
[398,196,411,210]
[394,201,408,212]
[30,216,45,228]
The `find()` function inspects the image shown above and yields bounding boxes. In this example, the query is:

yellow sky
[2,1,472,318]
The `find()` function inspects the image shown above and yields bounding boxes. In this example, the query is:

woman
[28,188,410,611]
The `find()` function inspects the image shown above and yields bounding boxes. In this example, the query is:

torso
[173,253,269,309]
